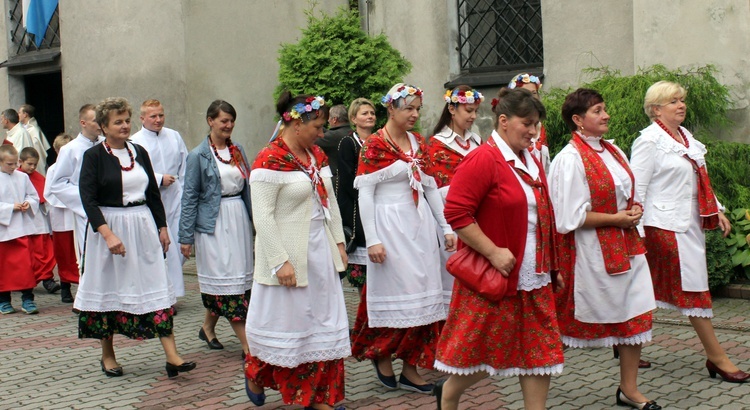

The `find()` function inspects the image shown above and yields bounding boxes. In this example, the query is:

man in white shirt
[18,104,51,176]
[131,99,189,298]
[2,109,34,156]
[48,104,103,268]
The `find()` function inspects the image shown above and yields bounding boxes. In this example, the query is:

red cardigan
[444,142,543,294]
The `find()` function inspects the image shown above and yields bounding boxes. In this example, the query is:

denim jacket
[178,138,252,244]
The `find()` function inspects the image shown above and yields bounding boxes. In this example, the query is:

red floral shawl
[357,129,427,206]
[654,120,719,230]
[251,137,330,214]
[423,139,465,189]
[570,134,646,275]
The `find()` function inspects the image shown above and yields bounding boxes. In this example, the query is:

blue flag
[26,0,58,47]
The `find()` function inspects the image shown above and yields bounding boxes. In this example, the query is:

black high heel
[198,327,224,350]
[432,379,446,410]
[616,387,661,410]
[100,360,123,377]
[165,361,196,378]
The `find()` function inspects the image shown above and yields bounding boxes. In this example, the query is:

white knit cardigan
[250,166,346,286]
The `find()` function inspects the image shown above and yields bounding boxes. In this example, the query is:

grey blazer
[178,137,252,244]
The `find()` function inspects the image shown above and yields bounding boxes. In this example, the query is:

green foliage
[706,229,736,289]
[724,208,750,279]
[700,138,750,211]
[541,64,732,158]
[275,7,411,120]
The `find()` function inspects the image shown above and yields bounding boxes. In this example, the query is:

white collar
[490,130,539,179]
[434,125,482,146]
[140,127,161,137]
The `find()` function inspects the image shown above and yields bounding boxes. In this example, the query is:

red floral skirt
[78,308,175,340]
[555,263,652,345]
[0,237,36,292]
[29,234,56,282]
[244,354,345,407]
[436,281,563,373]
[644,227,712,311]
[350,286,440,369]
[52,231,79,284]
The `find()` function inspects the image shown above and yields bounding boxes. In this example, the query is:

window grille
[457,0,543,72]
[8,0,61,55]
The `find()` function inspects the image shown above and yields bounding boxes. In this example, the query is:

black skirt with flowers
[78,308,175,340]
[201,290,251,322]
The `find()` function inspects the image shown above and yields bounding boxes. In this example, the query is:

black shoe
[371,359,397,389]
[398,374,434,394]
[61,288,74,303]
[165,361,196,378]
[616,387,661,409]
[43,279,61,294]
[100,360,123,377]
[198,328,224,349]
[72,308,80,315]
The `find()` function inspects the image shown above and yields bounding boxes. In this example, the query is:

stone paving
[2,260,750,409]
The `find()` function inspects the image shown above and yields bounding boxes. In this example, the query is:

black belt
[221,193,242,198]
[125,200,146,207]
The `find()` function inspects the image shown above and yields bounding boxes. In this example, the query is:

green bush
[724,208,750,280]
[706,229,736,290]
[275,7,411,122]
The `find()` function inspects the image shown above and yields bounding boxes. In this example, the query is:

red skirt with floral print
[644,227,712,311]
[436,281,563,371]
[350,286,440,369]
[244,355,345,407]
[555,267,652,343]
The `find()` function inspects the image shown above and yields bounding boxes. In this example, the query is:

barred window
[8,0,61,55]
[457,0,543,73]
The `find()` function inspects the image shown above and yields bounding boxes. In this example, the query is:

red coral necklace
[209,137,233,165]
[103,141,135,171]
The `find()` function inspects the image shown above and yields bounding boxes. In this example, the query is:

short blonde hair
[0,144,18,160]
[53,133,73,152]
[140,99,162,116]
[644,81,687,120]
[348,98,375,123]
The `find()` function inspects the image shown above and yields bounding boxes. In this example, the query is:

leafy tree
[275,6,411,119]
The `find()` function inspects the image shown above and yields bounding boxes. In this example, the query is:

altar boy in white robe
[131,99,189,298]
[0,145,40,315]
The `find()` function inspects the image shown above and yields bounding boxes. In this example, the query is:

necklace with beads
[209,136,233,165]
[654,119,689,147]
[103,141,135,171]
[453,132,471,150]
[383,126,414,157]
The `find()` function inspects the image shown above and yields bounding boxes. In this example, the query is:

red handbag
[446,246,509,301]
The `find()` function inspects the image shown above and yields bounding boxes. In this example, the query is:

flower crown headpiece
[381,85,423,107]
[282,96,326,122]
[508,73,542,90]
[444,88,485,105]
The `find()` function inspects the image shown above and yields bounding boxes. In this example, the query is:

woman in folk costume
[548,88,660,409]
[433,88,563,410]
[349,83,455,394]
[424,85,484,312]
[244,92,350,410]
[631,81,750,383]
[336,98,376,292]
[76,97,195,378]
[178,100,253,357]
[508,73,550,174]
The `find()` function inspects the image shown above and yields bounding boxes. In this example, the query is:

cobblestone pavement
[2,260,750,409]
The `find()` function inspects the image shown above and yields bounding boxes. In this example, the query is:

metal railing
[8,0,61,55]
[457,0,543,72]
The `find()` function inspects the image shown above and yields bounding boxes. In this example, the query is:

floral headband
[381,85,423,107]
[508,73,542,90]
[444,88,485,105]
[282,96,326,122]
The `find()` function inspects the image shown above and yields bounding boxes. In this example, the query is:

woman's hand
[180,244,192,259]
[444,234,456,252]
[276,261,297,287]
[612,209,641,229]
[105,233,126,257]
[368,244,386,264]
[554,272,565,290]
[718,212,732,237]
[487,247,515,277]
[337,243,348,267]
[159,228,170,253]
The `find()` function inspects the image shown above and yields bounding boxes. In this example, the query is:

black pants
[0,289,34,303]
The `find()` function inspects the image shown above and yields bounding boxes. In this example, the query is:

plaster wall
[58,1,189,140]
